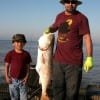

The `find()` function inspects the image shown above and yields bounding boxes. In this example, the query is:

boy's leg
[19,80,28,100]
[9,78,20,100]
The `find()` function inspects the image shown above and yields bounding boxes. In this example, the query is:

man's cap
[12,33,27,43]
[59,0,82,5]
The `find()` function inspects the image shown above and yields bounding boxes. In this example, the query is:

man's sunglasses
[65,1,77,4]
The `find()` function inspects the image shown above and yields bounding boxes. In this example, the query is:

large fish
[36,33,54,100]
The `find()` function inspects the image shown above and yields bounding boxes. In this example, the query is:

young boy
[4,33,32,100]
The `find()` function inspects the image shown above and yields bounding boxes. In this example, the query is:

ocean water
[0,40,100,86]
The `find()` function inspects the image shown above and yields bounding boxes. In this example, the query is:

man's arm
[83,33,93,56]
[83,33,94,72]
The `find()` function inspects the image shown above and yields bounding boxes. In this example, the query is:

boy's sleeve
[4,52,11,63]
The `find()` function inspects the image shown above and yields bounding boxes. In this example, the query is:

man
[43,0,93,100]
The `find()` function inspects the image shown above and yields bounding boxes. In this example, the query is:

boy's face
[12,41,25,51]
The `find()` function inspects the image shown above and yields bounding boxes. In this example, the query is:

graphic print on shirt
[58,19,72,43]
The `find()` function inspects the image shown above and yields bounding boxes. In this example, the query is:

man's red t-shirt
[50,11,90,64]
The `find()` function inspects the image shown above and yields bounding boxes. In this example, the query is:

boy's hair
[12,33,27,43]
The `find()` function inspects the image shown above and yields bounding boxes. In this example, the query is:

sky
[0,0,100,44]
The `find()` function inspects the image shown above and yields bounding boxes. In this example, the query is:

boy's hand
[43,28,50,34]
[6,76,12,84]
[22,77,28,85]
[83,57,94,72]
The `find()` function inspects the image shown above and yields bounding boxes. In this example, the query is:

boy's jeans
[52,61,82,100]
[9,78,27,100]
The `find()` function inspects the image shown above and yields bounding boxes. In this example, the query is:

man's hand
[43,28,50,34]
[83,57,94,72]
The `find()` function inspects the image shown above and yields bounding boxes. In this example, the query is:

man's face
[64,2,77,13]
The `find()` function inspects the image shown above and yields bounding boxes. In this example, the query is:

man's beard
[65,8,76,14]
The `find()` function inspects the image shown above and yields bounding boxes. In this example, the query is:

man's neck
[65,10,77,15]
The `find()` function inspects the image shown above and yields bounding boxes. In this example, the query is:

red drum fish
[36,33,54,100]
